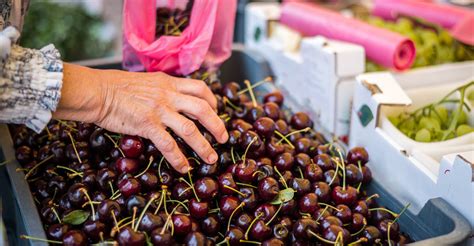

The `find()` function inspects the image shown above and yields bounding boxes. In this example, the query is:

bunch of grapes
[390,81,473,142]
[365,17,474,72]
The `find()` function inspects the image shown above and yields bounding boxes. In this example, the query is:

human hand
[55,63,228,173]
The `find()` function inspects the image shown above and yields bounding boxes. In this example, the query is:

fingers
[173,78,217,110]
[172,95,229,144]
[144,122,190,174]
[161,111,218,164]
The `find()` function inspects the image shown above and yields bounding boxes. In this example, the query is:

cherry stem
[388,222,393,246]
[131,206,138,230]
[79,188,95,221]
[244,80,258,107]
[166,199,190,213]
[57,165,83,177]
[223,96,242,111]
[356,182,362,192]
[0,159,11,166]
[328,159,339,187]
[134,194,159,231]
[179,176,200,203]
[316,206,329,221]
[227,202,245,231]
[178,186,192,197]
[277,127,311,145]
[157,156,165,183]
[24,155,54,179]
[245,213,263,240]
[357,160,363,173]
[154,188,166,215]
[240,239,262,245]
[242,136,258,162]
[252,170,265,178]
[348,237,368,246]
[161,203,181,235]
[135,156,154,178]
[111,210,119,233]
[297,167,304,179]
[335,231,343,246]
[209,208,220,214]
[230,147,236,164]
[318,202,342,212]
[187,157,201,165]
[67,131,82,163]
[273,166,288,189]
[393,203,411,224]
[266,202,283,226]
[116,216,132,228]
[274,130,295,149]
[350,218,367,236]
[238,77,272,95]
[236,182,257,189]
[104,133,125,158]
[308,230,337,245]
[51,207,62,224]
[368,207,398,218]
[58,120,77,132]
[223,185,245,196]
[20,235,62,244]
[216,237,230,246]
[335,149,346,190]
[365,193,379,202]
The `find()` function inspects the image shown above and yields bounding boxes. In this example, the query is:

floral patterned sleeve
[0,0,64,133]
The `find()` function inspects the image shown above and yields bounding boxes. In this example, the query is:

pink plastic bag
[122,0,236,75]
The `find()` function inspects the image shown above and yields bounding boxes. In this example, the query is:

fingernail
[208,152,218,164]
[221,131,229,142]
[180,165,190,173]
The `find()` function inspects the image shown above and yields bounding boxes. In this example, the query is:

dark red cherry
[172,214,192,236]
[228,130,241,146]
[331,186,358,206]
[323,225,350,244]
[218,172,238,195]
[238,187,258,210]
[137,171,159,191]
[258,177,280,201]
[254,204,276,223]
[221,82,241,104]
[265,138,285,158]
[275,119,289,135]
[350,213,366,233]
[67,183,88,207]
[89,128,112,153]
[172,182,193,200]
[294,138,311,153]
[323,170,340,187]
[65,142,90,162]
[290,112,313,130]
[253,117,276,138]
[189,198,209,219]
[234,159,257,183]
[83,220,106,242]
[201,215,220,236]
[194,177,219,200]
[263,238,285,246]
[184,231,207,246]
[299,193,319,214]
[313,154,335,171]
[378,219,400,241]
[334,204,352,223]
[362,226,382,244]
[225,226,244,246]
[264,91,284,106]
[117,226,146,246]
[118,177,141,198]
[115,157,140,175]
[361,166,372,184]
[119,135,144,158]
[272,223,290,240]
[47,223,70,241]
[321,216,343,230]
[274,152,294,171]
[247,106,265,123]
[240,130,262,151]
[294,153,311,168]
[292,218,318,240]
[281,199,297,215]
[347,147,369,165]
[16,145,33,165]
[137,212,164,233]
[97,168,117,192]
[236,212,253,230]
[219,196,241,218]
[62,230,87,246]
[263,102,281,120]
[151,227,175,245]
[250,220,272,241]
[345,164,363,185]
[353,200,369,217]
[290,178,311,196]
[98,199,121,222]
[125,195,146,214]
[305,163,323,182]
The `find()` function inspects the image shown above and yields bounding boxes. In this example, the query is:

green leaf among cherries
[62,210,90,225]
[270,188,295,205]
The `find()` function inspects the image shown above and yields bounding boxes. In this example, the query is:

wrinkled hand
[55,64,228,173]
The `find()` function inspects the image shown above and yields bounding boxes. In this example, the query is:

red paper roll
[280,2,416,71]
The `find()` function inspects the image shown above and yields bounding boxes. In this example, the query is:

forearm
[53,63,107,124]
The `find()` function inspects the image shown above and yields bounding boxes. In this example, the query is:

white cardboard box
[245,3,365,142]
[349,62,474,230]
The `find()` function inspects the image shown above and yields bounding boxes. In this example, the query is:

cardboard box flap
[356,72,412,106]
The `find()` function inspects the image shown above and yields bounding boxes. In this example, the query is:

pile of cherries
[155,1,193,39]
[12,78,412,245]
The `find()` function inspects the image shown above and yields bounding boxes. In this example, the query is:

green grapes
[364,17,474,72]
[389,81,473,142]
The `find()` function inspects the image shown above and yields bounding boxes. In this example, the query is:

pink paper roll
[280,2,416,70]
[372,0,473,30]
